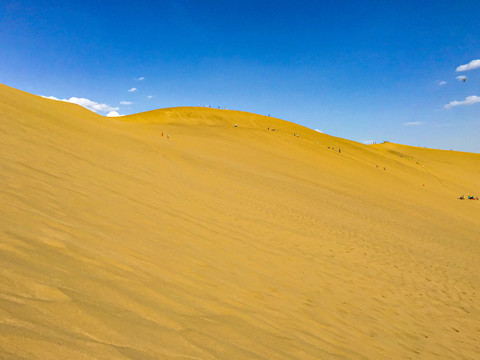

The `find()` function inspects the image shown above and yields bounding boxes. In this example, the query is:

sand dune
[1,83,479,359]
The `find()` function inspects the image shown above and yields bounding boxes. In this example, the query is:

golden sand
[1,84,479,359]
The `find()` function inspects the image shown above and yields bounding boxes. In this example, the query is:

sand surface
[1,84,479,359]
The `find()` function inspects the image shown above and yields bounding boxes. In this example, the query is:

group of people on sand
[327,146,341,153]
[198,105,227,110]
[459,195,479,200]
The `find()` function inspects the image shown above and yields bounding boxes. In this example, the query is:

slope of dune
[1,83,479,359]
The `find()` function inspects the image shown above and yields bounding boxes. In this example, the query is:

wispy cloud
[106,111,123,117]
[456,59,480,72]
[128,87,137,92]
[444,95,480,109]
[147,95,154,99]
[314,129,323,133]
[120,101,133,105]
[362,140,374,145]
[137,76,145,80]
[42,95,119,113]
[456,75,467,82]
[403,121,425,126]
[437,80,447,86]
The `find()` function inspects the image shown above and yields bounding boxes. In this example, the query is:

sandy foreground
[0,84,479,359]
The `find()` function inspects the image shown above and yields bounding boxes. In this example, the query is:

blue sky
[1,0,479,152]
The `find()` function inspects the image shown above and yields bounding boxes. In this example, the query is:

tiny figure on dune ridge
[457,195,478,200]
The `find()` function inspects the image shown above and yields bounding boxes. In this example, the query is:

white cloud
[437,80,447,86]
[67,97,119,112]
[120,101,133,105]
[147,95,154,99]
[403,121,425,126]
[41,95,118,113]
[106,111,123,117]
[128,87,137,92]
[314,129,323,133]
[456,75,467,82]
[362,140,374,145]
[456,59,480,72]
[138,76,145,80]
[42,95,61,100]
[444,95,480,109]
